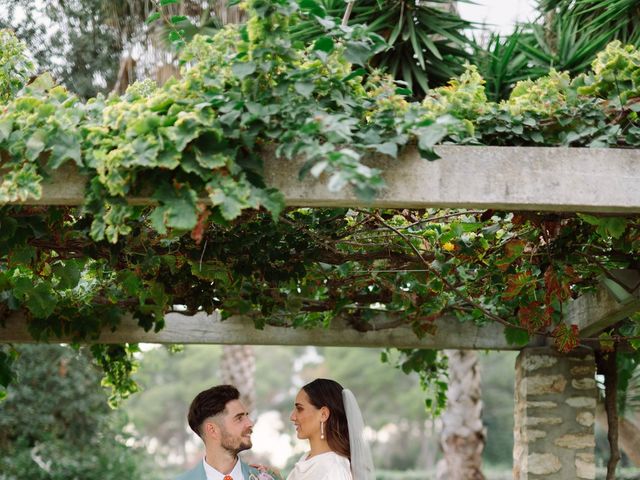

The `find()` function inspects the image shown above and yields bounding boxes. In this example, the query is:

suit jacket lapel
[241,460,258,480]
[196,462,207,480]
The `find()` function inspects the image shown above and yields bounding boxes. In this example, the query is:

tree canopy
[0,344,149,479]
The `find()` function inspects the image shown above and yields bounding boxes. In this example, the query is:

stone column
[513,347,597,480]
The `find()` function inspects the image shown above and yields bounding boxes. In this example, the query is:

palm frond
[290,0,476,97]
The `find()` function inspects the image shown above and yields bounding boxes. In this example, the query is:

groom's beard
[220,426,252,455]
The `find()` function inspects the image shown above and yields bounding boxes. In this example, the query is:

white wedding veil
[342,388,375,480]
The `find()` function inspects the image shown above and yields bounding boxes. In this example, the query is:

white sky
[457,0,538,33]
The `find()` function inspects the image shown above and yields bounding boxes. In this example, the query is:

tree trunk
[436,350,486,480]
[426,1,457,14]
[596,403,640,466]
[112,56,136,95]
[212,0,247,25]
[220,345,256,413]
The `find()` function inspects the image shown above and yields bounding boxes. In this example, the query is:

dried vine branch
[595,347,621,480]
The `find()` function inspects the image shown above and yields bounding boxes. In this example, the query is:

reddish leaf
[496,239,526,271]
[505,239,526,258]
[552,323,580,353]
[190,204,210,244]
[512,214,529,226]
[544,265,572,304]
[502,270,534,300]
[518,301,553,333]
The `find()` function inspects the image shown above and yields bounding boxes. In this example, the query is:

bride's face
[290,389,324,440]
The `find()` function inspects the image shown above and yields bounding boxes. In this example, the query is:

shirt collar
[202,457,243,480]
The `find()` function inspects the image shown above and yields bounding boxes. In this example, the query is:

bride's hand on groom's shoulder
[250,463,284,480]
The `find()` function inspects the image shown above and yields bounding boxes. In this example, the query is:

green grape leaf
[52,260,82,290]
[25,283,58,318]
[504,326,530,346]
[151,183,199,232]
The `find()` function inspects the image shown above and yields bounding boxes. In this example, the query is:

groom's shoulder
[175,462,205,480]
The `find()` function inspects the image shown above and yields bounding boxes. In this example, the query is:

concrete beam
[564,282,640,338]
[13,146,640,213]
[0,310,546,350]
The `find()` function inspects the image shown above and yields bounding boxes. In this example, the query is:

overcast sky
[457,0,538,33]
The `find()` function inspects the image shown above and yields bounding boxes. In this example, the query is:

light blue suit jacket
[176,459,281,480]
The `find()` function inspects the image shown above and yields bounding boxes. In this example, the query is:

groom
[177,384,282,480]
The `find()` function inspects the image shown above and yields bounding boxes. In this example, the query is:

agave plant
[473,30,546,102]
[477,0,640,100]
[511,0,640,83]
[290,0,475,97]
[517,13,617,77]
[538,0,640,45]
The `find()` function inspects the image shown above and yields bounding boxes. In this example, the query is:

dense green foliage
[1,0,640,406]
[0,344,149,479]
[289,0,474,96]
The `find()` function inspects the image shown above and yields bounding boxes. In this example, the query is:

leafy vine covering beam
[14,145,640,213]
[2,281,637,348]
[1,310,539,350]
[2,1,640,403]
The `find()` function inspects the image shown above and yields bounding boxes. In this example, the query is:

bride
[287,378,375,480]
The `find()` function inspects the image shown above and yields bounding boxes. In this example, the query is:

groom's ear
[204,420,219,438]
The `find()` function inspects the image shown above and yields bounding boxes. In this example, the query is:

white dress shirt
[203,457,243,480]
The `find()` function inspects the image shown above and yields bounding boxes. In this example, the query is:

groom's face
[218,399,254,454]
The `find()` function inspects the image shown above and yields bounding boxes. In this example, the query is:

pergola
[2,145,640,479]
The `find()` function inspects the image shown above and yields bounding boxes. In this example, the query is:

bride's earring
[320,420,325,440]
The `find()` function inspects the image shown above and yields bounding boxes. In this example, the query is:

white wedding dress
[286,452,352,480]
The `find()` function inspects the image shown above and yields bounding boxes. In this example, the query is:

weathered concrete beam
[0,310,546,350]
[564,282,640,338]
[14,146,640,213]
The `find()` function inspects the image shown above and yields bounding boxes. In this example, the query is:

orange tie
[223,476,233,480]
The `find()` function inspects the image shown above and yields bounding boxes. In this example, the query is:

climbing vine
[1,0,640,406]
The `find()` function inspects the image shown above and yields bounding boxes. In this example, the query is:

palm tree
[436,350,486,480]
[105,0,228,92]
[220,345,257,412]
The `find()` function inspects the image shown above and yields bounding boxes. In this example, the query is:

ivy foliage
[1,2,640,403]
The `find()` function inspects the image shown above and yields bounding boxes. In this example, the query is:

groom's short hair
[188,384,240,437]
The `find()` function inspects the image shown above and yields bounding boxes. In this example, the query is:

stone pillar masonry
[513,347,597,480]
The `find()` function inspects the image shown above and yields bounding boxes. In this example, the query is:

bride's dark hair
[302,378,350,459]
